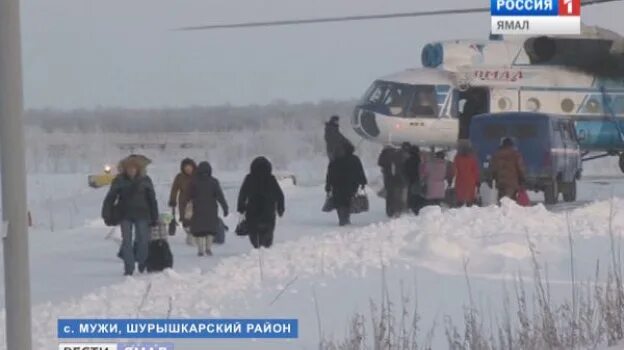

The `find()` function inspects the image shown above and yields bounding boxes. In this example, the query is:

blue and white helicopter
[183,0,624,171]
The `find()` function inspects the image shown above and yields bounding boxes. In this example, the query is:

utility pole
[0,0,33,347]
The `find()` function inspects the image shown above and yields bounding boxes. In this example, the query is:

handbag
[444,187,457,208]
[103,200,122,227]
[235,217,249,236]
[168,209,177,236]
[516,188,530,206]
[322,194,336,212]
[214,218,228,244]
[409,182,424,196]
[184,201,193,221]
[351,189,370,214]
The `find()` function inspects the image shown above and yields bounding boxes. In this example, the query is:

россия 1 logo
[491,0,581,35]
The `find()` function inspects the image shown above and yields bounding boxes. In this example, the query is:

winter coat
[169,158,196,221]
[491,147,526,198]
[325,122,353,161]
[378,147,394,180]
[189,162,229,237]
[404,153,421,186]
[378,147,409,187]
[326,152,367,207]
[420,158,453,200]
[102,157,158,225]
[237,157,285,231]
[454,153,480,204]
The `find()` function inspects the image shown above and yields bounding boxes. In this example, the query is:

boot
[196,236,206,256]
[205,236,214,256]
[186,233,195,246]
[337,207,351,226]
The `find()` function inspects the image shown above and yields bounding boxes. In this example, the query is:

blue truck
[469,112,582,205]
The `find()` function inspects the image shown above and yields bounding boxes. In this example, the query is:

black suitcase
[146,239,173,272]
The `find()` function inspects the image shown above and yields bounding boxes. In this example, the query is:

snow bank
[409,198,624,279]
[1,197,623,348]
[0,217,411,349]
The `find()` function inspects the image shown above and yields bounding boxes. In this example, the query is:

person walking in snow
[326,143,367,226]
[378,144,410,217]
[168,158,197,245]
[102,155,159,276]
[237,157,285,248]
[404,144,424,214]
[454,140,480,207]
[490,137,526,201]
[377,145,394,200]
[421,151,454,207]
[188,161,229,256]
[324,115,353,162]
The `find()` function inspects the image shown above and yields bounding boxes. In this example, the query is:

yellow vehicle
[88,165,115,188]
[88,155,152,189]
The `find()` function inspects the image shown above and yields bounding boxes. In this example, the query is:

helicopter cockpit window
[409,87,439,117]
[381,85,411,116]
[361,81,413,117]
[365,84,385,105]
[360,81,441,118]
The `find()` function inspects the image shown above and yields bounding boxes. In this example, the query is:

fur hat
[118,154,151,176]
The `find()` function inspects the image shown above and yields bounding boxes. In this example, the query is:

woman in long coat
[169,158,197,245]
[420,151,454,206]
[237,157,285,249]
[189,161,229,256]
[325,144,367,226]
[454,141,480,206]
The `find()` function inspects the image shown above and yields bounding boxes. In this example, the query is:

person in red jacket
[454,140,480,207]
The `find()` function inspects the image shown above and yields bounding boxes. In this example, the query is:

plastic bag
[184,201,193,221]
[516,188,530,207]
[322,194,335,212]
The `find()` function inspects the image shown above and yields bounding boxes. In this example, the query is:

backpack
[146,239,173,272]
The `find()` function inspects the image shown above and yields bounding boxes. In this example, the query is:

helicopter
[180,0,624,172]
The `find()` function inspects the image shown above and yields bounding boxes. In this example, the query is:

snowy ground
[1,148,624,348]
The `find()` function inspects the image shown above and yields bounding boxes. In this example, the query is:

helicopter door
[458,87,489,139]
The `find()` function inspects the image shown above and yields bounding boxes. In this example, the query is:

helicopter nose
[353,107,380,139]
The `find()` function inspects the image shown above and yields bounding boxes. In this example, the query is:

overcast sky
[19,0,624,109]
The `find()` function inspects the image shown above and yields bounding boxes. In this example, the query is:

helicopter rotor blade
[179,0,623,31]
[178,7,489,31]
